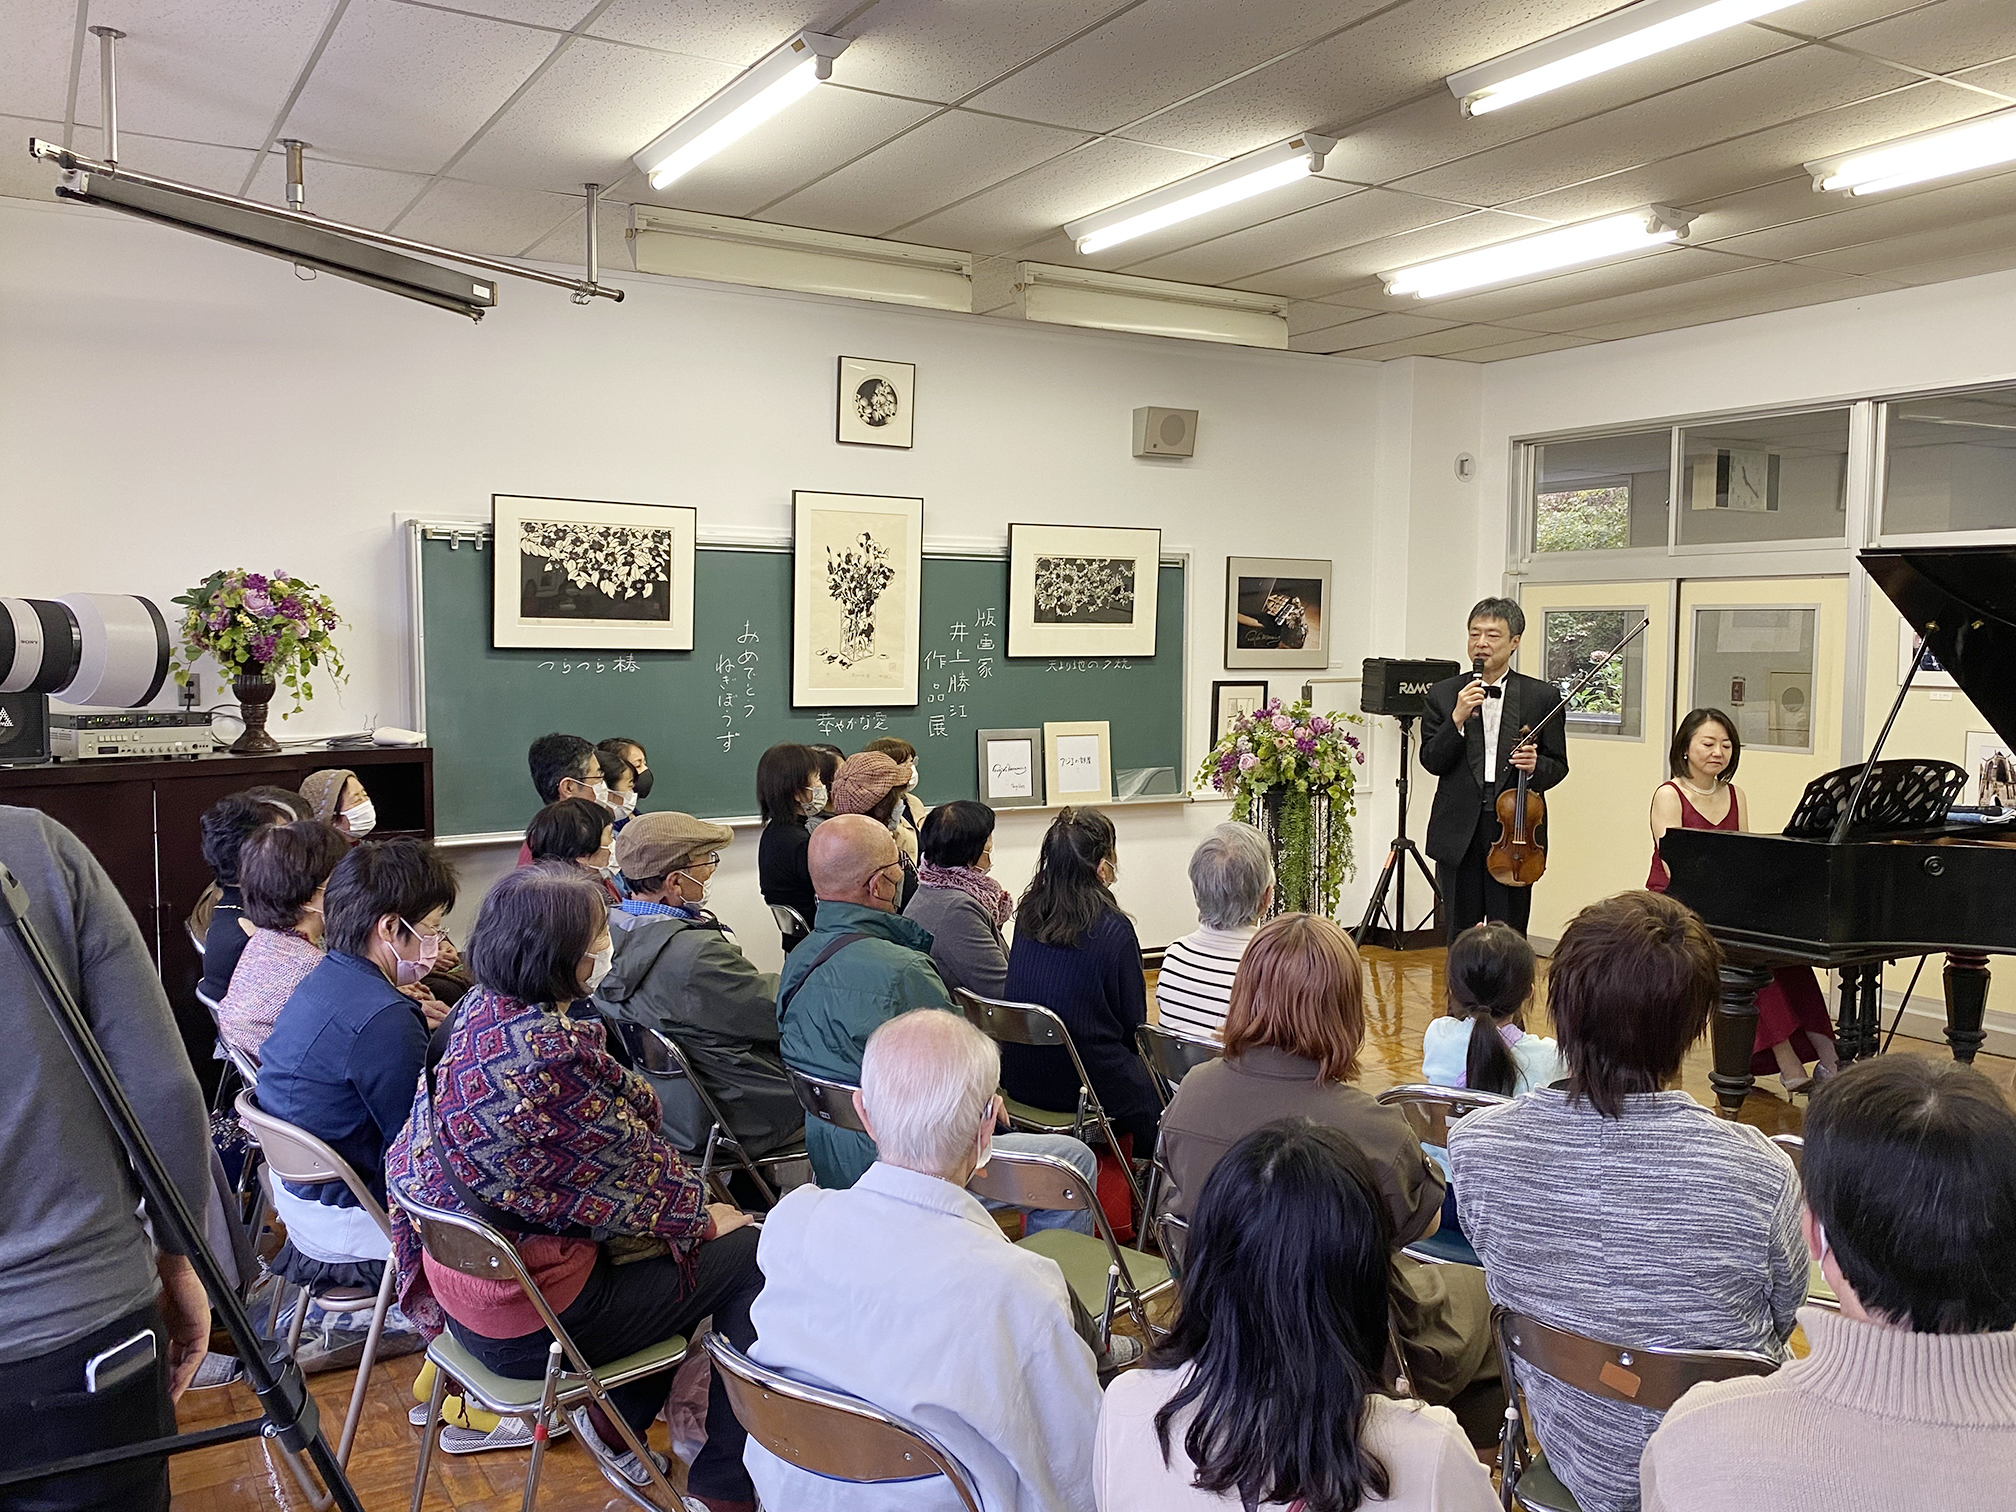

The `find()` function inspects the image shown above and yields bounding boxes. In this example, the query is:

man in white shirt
[745,1009,1102,1512]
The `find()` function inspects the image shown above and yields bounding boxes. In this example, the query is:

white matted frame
[793,491,924,708]
[491,495,695,651]
[1008,524,1161,659]
[836,356,916,448]
[978,727,1045,808]
[1226,556,1331,669]
[1044,720,1112,804]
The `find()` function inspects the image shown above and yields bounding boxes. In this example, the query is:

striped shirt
[1153,924,1256,1040]
[1448,1089,1804,1512]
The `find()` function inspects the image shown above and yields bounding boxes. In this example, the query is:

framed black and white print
[793,491,924,707]
[836,356,916,448]
[491,495,695,651]
[1226,556,1330,670]
[978,727,1045,808]
[1006,523,1161,659]
[1212,681,1269,742]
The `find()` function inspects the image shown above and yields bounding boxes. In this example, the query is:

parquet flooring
[168,944,2014,1511]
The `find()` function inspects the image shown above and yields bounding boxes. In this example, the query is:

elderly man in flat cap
[591,810,800,1164]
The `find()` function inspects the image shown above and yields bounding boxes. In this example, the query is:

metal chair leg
[583,1370,686,1512]
[336,1264,396,1467]
[410,1354,450,1512]
[522,1343,561,1512]
[285,1282,311,1353]
[1098,1263,1119,1356]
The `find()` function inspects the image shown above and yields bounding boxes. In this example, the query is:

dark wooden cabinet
[0,747,433,1090]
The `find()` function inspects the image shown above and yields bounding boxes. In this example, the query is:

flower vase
[229,663,283,755]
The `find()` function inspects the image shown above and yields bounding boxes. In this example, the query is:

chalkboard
[414,528,1186,836]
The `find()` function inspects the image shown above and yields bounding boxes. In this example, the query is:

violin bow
[1510,616,1652,754]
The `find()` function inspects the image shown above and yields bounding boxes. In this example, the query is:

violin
[1488,725,1547,887]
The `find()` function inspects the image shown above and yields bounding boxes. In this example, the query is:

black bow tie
[1483,683,1504,699]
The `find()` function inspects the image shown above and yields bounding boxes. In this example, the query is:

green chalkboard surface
[416,531,1186,836]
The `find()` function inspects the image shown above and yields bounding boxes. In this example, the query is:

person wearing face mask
[830,751,919,909]
[598,737,651,816]
[386,865,764,1512]
[755,742,824,949]
[525,797,621,905]
[516,734,607,867]
[591,812,800,1168]
[904,800,1011,999]
[215,820,350,1061]
[254,838,459,1361]
[864,736,924,864]
[594,743,642,830]
[300,768,378,839]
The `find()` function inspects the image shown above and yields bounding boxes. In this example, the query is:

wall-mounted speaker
[1132,406,1197,459]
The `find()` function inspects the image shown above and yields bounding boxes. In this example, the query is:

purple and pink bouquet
[1197,696,1364,811]
[172,568,346,713]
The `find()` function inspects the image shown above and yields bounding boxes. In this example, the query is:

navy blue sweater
[1001,909,1159,1127]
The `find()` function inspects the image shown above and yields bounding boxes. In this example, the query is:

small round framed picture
[837,356,916,448]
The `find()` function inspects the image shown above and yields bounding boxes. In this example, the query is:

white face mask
[590,779,610,807]
[799,783,827,817]
[613,790,637,818]
[905,766,920,791]
[583,944,614,996]
[675,869,712,908]
[342,798,377,837]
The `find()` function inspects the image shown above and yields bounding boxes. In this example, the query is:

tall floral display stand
[1196,699,1366,920]
[172,570,347,753]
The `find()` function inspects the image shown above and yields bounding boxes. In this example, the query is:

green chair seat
[425,1332,689,1413]
[1018,1229,1171,1315]
[1003,1097,1077,1132]
[1511,1449,1581,1512]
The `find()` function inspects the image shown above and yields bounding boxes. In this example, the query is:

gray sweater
[0,807,212,1363]
[903,883,1008,1000]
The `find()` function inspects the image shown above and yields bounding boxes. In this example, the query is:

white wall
[0,197,1429,969]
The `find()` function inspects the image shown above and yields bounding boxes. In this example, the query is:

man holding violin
[1419,597,1569,940]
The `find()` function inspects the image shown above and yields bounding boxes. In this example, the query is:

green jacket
[776,901,951,1188]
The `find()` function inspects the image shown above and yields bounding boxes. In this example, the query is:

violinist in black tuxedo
[1418,598,1569,940]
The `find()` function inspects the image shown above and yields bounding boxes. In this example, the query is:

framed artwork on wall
[978,727,1045,808]
[1964,729,2016,807]
[1044,720,1112,804]
[491,494,696,651]
[1226,555,1331,670]
[1897,618,1959,688]
[792,491,924,708]
[836,356,916,448]
[1211,681,1269,742]
[1006,523,1161,659]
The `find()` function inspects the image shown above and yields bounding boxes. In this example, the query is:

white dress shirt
[744,1161,1103,1512]
[1480,669,1508,786]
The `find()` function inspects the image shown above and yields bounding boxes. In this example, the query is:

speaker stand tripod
[1353,714,1444,951]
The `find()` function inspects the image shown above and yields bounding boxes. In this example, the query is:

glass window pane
[1690,608,1817,753]
[1881,385,2016,535]
[1678,410,1848,545]
[1543,609,1644,739]
[1532,432,1671,553]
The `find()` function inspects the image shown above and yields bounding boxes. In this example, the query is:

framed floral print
[793,491,924,707]
[1006,523,1161,659]
[491,494,696,650]
[837,356,916,448]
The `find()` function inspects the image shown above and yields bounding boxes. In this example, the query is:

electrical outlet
[179,676,200,709]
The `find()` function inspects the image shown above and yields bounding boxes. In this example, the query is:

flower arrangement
[171,569,346,714]
[1195,697,1365,917]
[824,532,895,665]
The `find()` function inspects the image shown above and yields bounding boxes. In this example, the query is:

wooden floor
[169,944,2015,1511]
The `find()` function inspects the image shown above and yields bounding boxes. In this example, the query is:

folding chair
[706,1334,983,1512]
[186,916,207,957]
[197,983,264,1092]
[1494,1306,1777,1512]
[395,1191,691,1512]
[1374,1084,1508,1267]
[788,1065,870,1135]
[635,1024,808,1207]
[1135,1021,1222,1107]
[953,987,1146,1215]
[232,1091,394,1471]
[771,903,811,953]
[966,1148,1174,1350]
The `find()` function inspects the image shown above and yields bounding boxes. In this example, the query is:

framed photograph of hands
[1226,555,1330,670]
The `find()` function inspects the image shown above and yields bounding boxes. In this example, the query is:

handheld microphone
[1471,656,1486,681]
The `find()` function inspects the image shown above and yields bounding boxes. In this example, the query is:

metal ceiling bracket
[574,182,600,305]
[89,26,125,166]
[282,140,309,212]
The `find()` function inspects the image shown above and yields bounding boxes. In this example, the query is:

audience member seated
[1641,1055,2016,1512]
[778,815,1098,1234]
[1002,807,1161,1160]
[1153,823,1273,1042]
[808,744,843,826]
[1158,914,1495,1419]
[517,732,607,866]
[216,820,349,1060]
[904,799,1011,999]
[747,1009,1101,1512]
[195,789,300,1000]
[1448,890,1803,1512]
[599,735,651,804]
[830,751,919,908]
[863,734,925,862]
[755,741,824,943]
[300,768,377,838]
[256,839,457,1332]
[594,811,799,1162]
[1097,1119,1499,1512]
[594,740,640,827]
[525,797,619,904]
[387,865,762,1512]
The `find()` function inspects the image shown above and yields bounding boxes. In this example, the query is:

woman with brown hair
[1157,914,1495,1423]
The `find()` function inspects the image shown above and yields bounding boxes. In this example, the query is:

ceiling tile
[1830,0,2016,74]
[1116,186,1484,285]
[0,114,63,202]
[0,2,81,125]
[1793,205,2016,274]
[282,0,564,175]
[1945,52,2016,95]
[1330,332,1487,360]
[449,36,735,194]
[1227,207,1554,299]
[759,109,1091,238]
[1764,0,1951,40]
[392,174,583,257]
[819,0,1133,105]
[1286,299,1370,337]
[242,150,432,229]
[1409,245,1768,323]
[1702,165,2016,259]
[92,129,260,195]
[1846,241,2016,285]
[521,193,628,263]
[1679,171,1850,238]
[964,0,1381,135]
[1459,331,1600,360]
[585,0,861,69]
[1364,321,1550,357]
[1317,310,1466,349]
[1518,260,1895,334]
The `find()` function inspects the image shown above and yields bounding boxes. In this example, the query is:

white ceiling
[4,0,2015,360]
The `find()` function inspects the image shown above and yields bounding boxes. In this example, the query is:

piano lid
[1861,545,2016,751]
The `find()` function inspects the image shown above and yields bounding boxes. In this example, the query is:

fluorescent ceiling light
[1382,206,1694,299]
[634,31,848,191]
[1015,263,1289,348]
[1446,0,1801,116]
[629,207,972,312]
[1064,135,1336,255]
[1806,107,2016,196]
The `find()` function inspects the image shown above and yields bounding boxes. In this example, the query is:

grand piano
[1664,545,2016,1117]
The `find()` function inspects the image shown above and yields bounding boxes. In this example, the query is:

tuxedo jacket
[1418,668,1570,867]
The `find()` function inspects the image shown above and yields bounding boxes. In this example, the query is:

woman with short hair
[387,865,762,1511]
[1449,890,1805,1512]
[1159,912,1495,1418]
[300,768,377,838]
[904,800,1011,998]
[755,742,824,948]
[217,819,350,1059]
[1156,823,1274,1041]
[1097,1119,1498,1511]
[525,797,618,903]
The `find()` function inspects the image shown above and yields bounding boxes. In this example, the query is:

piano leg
[1943,951,1990,1064]
[1837,963,1882,1062]
[1711,962,1770,1119]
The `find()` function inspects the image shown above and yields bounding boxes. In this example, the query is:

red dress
[1648,781,1836,1073]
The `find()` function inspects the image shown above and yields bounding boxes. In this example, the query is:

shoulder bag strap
[777,931,869,1021]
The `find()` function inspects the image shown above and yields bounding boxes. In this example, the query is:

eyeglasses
[862,860,904,887]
